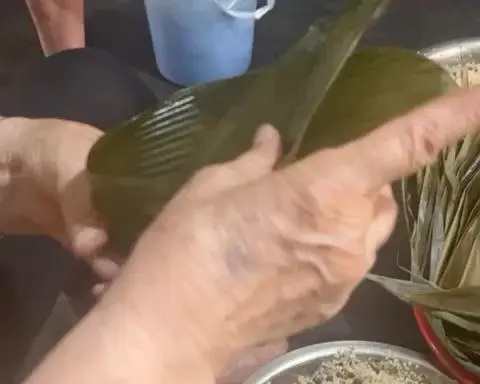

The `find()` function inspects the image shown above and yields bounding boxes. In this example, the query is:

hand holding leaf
[114,86,480,364]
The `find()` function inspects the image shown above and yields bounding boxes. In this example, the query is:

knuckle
[405,117,442,169]
[257,150,277,170]
[238,148,276,175]
[247,156,275,177]
[191,163,225,183]
[334,252,371,286]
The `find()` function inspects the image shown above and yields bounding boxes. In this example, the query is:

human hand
[90,124,287,382]
[110,85,480,376]
[0,117,106,258]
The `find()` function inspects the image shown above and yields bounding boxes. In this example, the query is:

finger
[305,86,480,193]
[226,124,281,180]
[171,125,281,205]
[60,172,107,258]
[90,256,121,281]
[195,124,280,188]
[92,283,108,298]
[4,176,70,242]
[365,186,398,265]
[36,121,106,257]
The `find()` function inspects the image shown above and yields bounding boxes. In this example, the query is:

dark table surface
[83,0,480,354]
[2,0,480,377]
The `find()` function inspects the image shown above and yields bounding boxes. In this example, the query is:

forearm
[25,235,219,384]
[26,0,85,56]
[25,299,214,384]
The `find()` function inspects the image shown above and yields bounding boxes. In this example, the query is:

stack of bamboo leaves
[369,64,480,373]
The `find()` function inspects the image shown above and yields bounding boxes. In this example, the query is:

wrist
[28,295,215,384]
[104,232,233,378]
[94,269,218,384]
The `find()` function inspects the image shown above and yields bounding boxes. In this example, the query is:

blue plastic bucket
[144,0,275,86]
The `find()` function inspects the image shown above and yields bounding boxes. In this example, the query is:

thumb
[61,170,107,258]
[46,120,106,257]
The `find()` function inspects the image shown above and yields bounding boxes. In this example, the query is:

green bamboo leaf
[444,321,480,365]
[432,311,480,334]
[183,0,393,170]
[438,217,480,288]
[87,0,393,252]
[433,158,480,287]
[426,313,476,367]
[410,286,480,320]
[450,338,480,364]
[87,1,456,254]
[450,335,480,355]
[403,165,442,278]
[448,338,480,368]
[368,274,480,327]
[431,206,448,282]
[298,47,458,156]
[366,274,437,303]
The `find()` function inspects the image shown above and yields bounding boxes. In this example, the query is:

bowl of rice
[243,341,454,384]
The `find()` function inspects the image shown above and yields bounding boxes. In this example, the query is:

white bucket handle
[215,0,275,20]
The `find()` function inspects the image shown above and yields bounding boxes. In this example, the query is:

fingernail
[0,168,10,188]
[92,283,107,297]
[74,227,107,257]
[254,124,277,147]
[92,257,120,280]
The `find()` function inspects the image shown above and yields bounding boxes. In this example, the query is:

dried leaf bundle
[368,63,480,373]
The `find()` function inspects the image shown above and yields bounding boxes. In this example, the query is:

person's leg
[0,48,157,127]
[26,0,85,56]
[0,48,158,383]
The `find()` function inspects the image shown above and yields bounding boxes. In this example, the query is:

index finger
[310,85,480,193]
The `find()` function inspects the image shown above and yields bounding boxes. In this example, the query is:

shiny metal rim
[419,37,480,64]
[243,340,451,384]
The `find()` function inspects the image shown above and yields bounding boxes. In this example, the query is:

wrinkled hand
[0,118,106,257]
[117,86,480,376]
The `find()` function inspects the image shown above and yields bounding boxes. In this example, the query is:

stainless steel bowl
[244,341,454,384]
[421,38,480,67]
